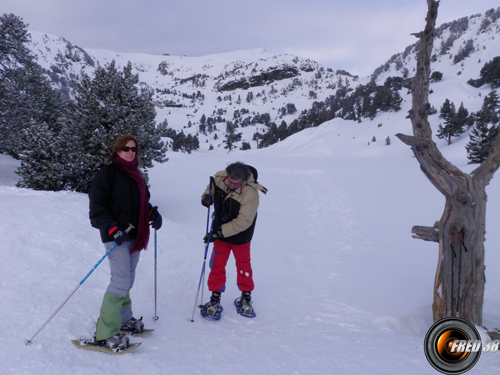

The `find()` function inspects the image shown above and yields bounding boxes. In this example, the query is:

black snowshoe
[200,292,224,320]
[234,291,256,318]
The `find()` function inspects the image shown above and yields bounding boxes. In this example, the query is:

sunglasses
[121,146,137,153]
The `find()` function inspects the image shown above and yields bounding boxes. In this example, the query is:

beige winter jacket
[202,170,267,242]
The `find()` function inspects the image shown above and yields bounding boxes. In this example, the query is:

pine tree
[60,60,167,192]
[258,123,279,148]
[482,89,500,121]
[465,116,497,164]
[430,71,443,82]
[185,134,200,154]
[199,114,207,134]
[437,99,463,144]
[0,14,65,157]
[157,119,169,138]
[16,122,66,191]
[456,102,472,129]
[172,131,187,152]
[286,103,297,115]
[466,90,500,164]
[223,122,242,151]
[277,120,288,141]
[479,56,500,88]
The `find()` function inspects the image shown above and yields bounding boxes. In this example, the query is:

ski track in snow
[299,169,356,256]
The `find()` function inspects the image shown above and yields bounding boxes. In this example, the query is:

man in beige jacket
[200,162,267,319]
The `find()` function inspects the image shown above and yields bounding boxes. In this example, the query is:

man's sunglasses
[121,146,137,152]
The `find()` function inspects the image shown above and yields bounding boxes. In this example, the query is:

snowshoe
[235,292,256,318]
[200,292,223,320]
[72,333,139,354]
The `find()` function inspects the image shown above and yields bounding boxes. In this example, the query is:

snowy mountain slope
[25,7,500,154]
[28,31,359,151]
[373,8,500,85]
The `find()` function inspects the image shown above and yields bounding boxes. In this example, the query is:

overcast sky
[3,0,500,76]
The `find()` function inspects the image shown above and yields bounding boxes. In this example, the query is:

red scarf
[115,155,149,253]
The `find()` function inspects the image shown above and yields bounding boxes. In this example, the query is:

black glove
[203,230,223,243]
[108,222,130,245]
[201,195,211,208]
[149,207,162,230]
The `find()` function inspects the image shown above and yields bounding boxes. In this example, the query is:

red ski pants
[208,240,254,293]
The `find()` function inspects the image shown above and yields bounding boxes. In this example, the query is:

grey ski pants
[105,241,140,320]
[96,241,141,340]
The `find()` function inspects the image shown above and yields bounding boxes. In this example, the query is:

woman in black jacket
[87,134,162,350]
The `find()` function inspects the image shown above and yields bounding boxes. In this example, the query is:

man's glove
[201,195,212,208]
[203,230,223,243]
[108,221,130,245]
[149,207,162,230]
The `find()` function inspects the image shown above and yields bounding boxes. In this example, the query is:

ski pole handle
[149,206,158,223]
[79,224,134,285]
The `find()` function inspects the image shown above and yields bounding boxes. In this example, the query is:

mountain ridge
[25,6,500,152]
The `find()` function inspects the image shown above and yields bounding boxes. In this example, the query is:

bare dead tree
[396,0,500,325]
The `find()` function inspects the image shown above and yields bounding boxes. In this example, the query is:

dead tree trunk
[396,0,500,325]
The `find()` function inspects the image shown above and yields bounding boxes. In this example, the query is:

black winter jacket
[89,161,151,243]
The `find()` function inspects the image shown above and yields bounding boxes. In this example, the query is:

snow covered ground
[2,102,500,374]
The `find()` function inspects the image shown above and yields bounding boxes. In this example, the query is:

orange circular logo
[424,317,481,374]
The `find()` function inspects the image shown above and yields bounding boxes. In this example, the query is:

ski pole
[149,206,159,321]
[449,231,457,316]
[190,215,215,322]
[25,224,134,345]
[200,177,216,309]
[190,177,215,322]
[153,229,159,321]
[456,228,468,315]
